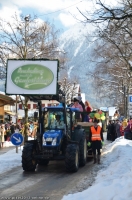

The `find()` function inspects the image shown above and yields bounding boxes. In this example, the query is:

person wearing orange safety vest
[89,118,104,164]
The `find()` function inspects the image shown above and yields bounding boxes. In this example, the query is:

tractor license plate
[46,138,52,141]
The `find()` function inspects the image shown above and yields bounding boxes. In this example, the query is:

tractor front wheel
[22,143,37,171]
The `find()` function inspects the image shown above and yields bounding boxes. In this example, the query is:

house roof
[0,94,15,107]
[4,111,22,119]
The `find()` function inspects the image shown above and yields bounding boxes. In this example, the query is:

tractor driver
[50,115,65,129]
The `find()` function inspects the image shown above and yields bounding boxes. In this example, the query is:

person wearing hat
[89,118,104,164]
[67,98,74,107]
[72,98,83,111]
[77,96,85,122]
[72,98,83,122]
[115,119,121,138]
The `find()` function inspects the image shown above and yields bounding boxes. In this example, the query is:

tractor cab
[43,106,65,130]
[43,106,80,140]
[42,106,66,148]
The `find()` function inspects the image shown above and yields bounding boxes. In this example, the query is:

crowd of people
[0,120,38,148]
[69,96,92,122]
[107,117,132,141]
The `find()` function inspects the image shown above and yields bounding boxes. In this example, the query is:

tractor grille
[42,146,59,155]
[46,142,52,145]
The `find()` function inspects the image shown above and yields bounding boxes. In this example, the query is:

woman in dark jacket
[124,121,132,140]
[107,120,112,140]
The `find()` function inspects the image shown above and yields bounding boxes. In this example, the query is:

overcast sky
[0,0,118,32]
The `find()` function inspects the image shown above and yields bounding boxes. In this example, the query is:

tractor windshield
[44,110,65,129]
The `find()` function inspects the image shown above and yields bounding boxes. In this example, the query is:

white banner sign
[6,60,58,95]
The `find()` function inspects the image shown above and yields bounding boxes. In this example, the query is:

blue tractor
[22,103,87,172]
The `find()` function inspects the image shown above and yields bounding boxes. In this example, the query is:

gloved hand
[101,141,104,146]
[87,142,91,147]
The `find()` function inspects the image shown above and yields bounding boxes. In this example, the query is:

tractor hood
[43,130,63,139]
[43,130,63,147]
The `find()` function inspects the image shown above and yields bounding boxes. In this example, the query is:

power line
[38,1,83,17]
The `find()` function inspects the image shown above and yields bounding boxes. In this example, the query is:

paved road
[0,159,95,200]
[0,132,110,200]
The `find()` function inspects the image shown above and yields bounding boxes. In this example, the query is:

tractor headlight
[43,137,46,145]
[52,137,57,146]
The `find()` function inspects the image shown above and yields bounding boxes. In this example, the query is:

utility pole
[23,15,30,143]
[126,87,128,119]
[124,85,127,118]
[16,95,18,153]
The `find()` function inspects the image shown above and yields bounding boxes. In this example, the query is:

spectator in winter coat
[72,98,83,111]
[124,119,132,139]
[10,122,15,134]
[72,98,83,122]
[107,120,112,140]
[77,96,85,122]
[84,100,92,122]
[110,121,116,141]
[85,101,92,112]
[0,124,5,148]
[115,120,121,138]
[122,119,128,131]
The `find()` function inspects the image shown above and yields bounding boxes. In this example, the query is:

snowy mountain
[59,23,100,107]
[59,23,117,108]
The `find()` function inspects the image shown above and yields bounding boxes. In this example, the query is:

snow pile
[62,137,132,200]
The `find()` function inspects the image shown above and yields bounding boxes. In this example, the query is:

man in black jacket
[10,122,15,134]
[77,96,85,122]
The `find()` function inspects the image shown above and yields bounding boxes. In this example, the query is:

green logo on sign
[11,64,54,90]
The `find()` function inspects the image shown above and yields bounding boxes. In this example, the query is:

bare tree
[78,0,132,24]
[77,0,132,113]
[93,21,132,96]
[58,76,79,105]
[0,14,66,142]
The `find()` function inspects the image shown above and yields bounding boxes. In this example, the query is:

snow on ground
[0,137,132,200]
[0,146,23,173]
[63,137,132,200]
[0,137,33,173]
[3,141,15,147]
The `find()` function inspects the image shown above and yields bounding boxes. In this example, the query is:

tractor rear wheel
[65,144,79,172]
[22,143,37,171]
[79,135,87,166]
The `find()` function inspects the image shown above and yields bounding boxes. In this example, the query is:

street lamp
[24,15,30,22]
